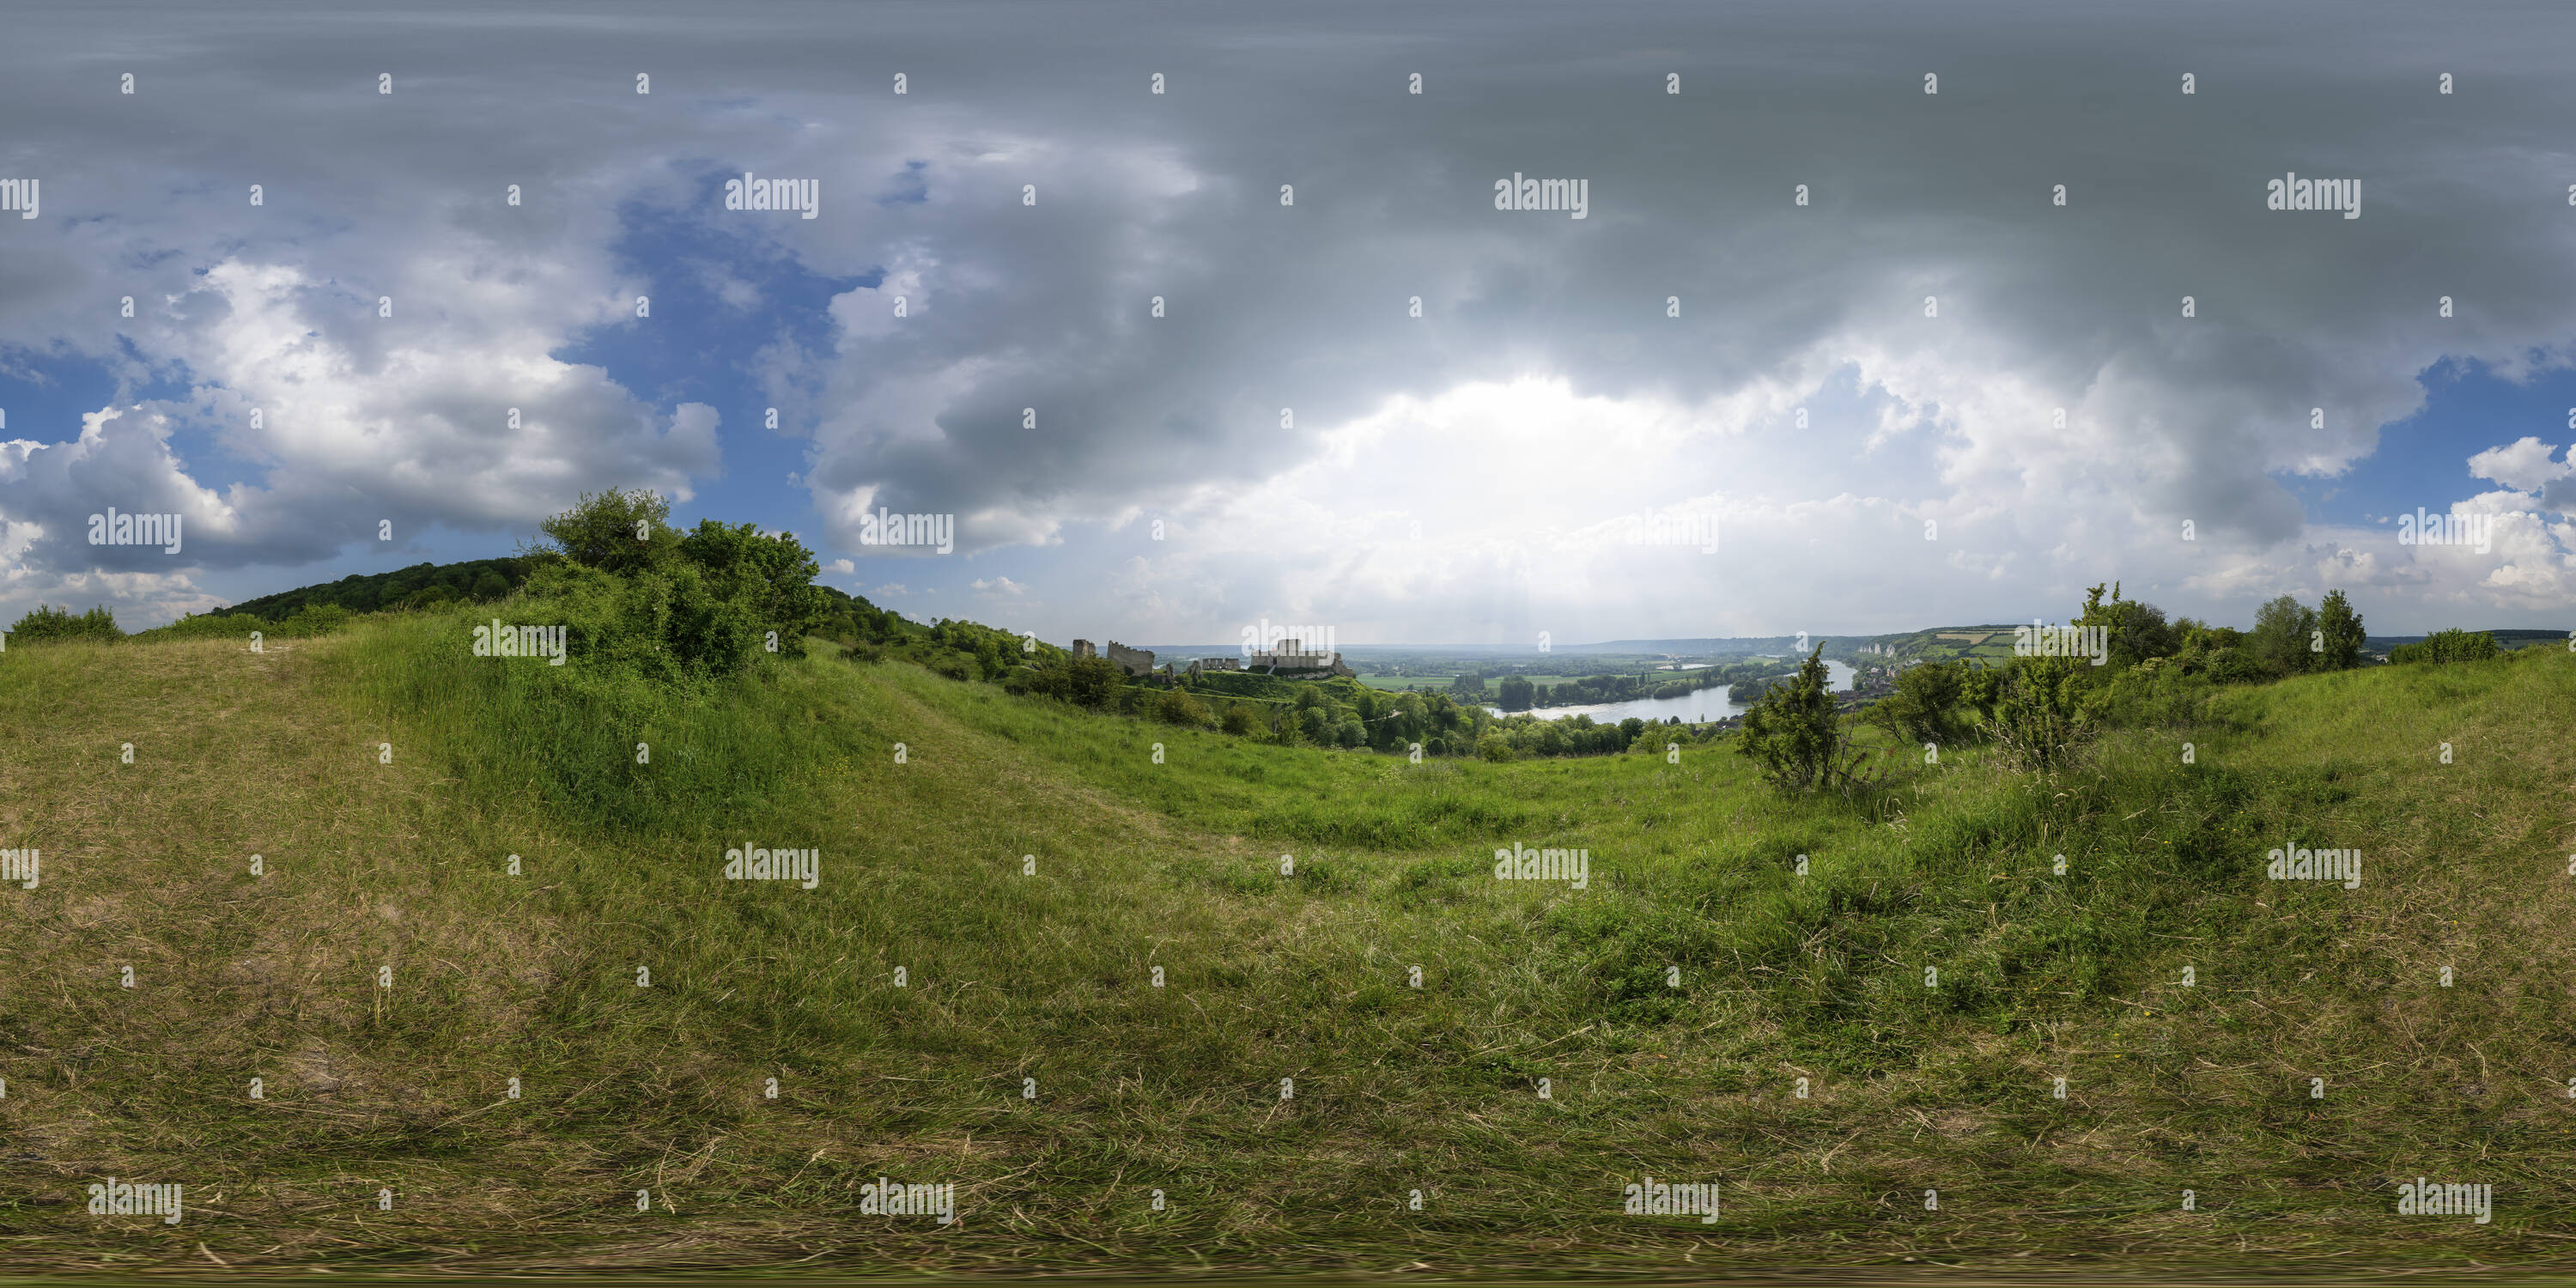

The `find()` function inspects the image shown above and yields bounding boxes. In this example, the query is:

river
[1485,659,1858,724]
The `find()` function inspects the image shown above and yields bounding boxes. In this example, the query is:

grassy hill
[3,609,2573,1274]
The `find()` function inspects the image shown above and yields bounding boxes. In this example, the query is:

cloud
[2470,437,2573,501]
[970,575,1025,596]
[7,2,2576,636]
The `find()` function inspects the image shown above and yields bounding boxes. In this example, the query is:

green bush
[7,603,124,643]
[1027,656,1127,710]
[130,611,267,642]
[1736,646,1878,796]
[275,604,354,638]
[2390,628,2498,665]
[519,488,829,685]
[1987,653,2094,771]
[1154,688,1211,727]
[2091,656,2215,728]
[1870,659,1971,747]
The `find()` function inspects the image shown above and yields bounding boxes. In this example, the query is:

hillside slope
[2,616,2572,1274]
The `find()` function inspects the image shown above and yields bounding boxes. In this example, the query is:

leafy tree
[677,519,830,655]
[536,487,682,576]
[1736,647,1880,798]
[1219,702,1260,736]
[2075,581,2178,668]
[1497,676,1534,710]
[2315,589,2366,670]
[519,492,834,682]
[2247,594,2319,677]
[8,603,123,643]
[1869,659,1971,748]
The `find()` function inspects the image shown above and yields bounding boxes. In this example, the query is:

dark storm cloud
[0,0,2570,623]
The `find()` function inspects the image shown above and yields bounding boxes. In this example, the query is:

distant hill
[2368,629,2567,649]
[211,557,906,646]
[217,557,538,620]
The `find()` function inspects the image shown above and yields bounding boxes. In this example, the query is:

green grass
[3,608,2573,1275]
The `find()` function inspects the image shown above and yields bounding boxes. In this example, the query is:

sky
[2,0,2573,646]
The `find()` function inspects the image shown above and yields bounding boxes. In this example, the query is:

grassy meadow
[3,606,2573,1275]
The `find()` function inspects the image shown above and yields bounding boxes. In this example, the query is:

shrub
[1987,653,2094,771]
[1870,659,1971,747]
[275,604,353,638]
[2389,628,2498,665]
[7,604,124,643]
[1155,688,1211,727]
[1736,647,1880,797]
[1029,656,1126,709]
[519,489,830,684]
[130,611,267,642]
[1476,733,1516,762]
[1219,702,1260,736]
[2092,656,2214,728]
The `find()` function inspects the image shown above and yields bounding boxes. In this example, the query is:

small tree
[1736,646,1881,798]
[1987,654,2093,771]
[2315,589,2366,670]
[1869,659,1971,747]
[2248,594,2319,677]
[536,487,681,575]
[2075,581,2178,669]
